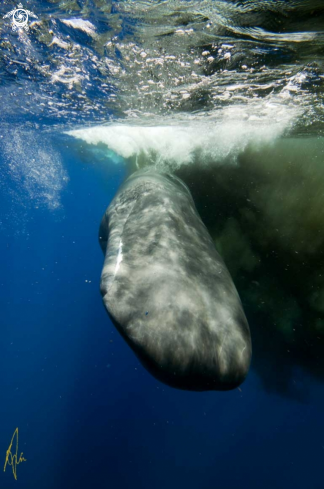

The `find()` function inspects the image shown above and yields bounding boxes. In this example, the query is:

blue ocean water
[2,1,324,488]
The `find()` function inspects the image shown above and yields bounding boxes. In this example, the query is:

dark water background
[2,1,324,488]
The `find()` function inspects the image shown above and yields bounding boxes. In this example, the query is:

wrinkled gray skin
[99,168,252,391]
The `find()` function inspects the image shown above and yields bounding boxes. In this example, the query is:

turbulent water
[2,0,324,396]
[1,0,324,130]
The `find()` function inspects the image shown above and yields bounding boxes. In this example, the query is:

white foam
[61,18,96,37]
[67,102,299,170]
[50,65,83,89]
[50,36,70,49]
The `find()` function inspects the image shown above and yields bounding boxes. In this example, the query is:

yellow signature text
[3,428,26,480]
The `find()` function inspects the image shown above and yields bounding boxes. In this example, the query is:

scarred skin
[99,168,252,391]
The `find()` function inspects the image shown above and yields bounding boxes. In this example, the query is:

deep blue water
[0,132,324,489]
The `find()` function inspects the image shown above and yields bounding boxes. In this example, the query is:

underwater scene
[1,0,324,487]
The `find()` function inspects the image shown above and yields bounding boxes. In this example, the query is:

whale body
[99,168,252,391]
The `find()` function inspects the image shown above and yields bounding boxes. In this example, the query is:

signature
[3,428,26,480]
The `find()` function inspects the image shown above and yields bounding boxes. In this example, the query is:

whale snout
[105,290,251,391]
[99,169,252,391]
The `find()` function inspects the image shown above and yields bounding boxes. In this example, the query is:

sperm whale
[99,168,252,391]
